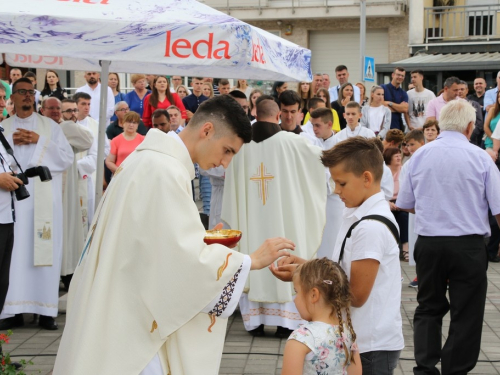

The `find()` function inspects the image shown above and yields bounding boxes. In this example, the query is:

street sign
[364,56,375,82]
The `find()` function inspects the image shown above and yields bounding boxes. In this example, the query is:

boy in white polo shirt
[271,137,404,375]
[335,102,375,142]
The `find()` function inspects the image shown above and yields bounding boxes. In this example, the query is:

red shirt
[142,92,187,127]
[110,133,145,167]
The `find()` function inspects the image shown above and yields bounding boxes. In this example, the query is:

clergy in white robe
[75,112,110,227]
[53,96,294,375]
[222,120,327,333]
[58,120,94,277]
[0,80,73,321]
[75,72,115,126]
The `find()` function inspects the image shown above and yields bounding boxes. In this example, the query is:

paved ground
[3,261,500,374]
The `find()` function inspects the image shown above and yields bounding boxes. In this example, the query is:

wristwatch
[388,102,393,107]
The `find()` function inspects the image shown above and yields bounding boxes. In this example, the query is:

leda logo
[165,31,231,60]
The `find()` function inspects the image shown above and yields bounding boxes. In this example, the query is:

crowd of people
[0,64,499,375]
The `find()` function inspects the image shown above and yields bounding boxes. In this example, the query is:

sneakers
[408,277,418,288]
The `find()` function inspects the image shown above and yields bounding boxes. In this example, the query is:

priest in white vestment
[74,92,110,227]
[53,96,295,375]
[0,78,73,330]
[222,98,327,337]
[58,100,94,284]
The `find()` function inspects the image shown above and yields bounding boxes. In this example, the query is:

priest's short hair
[190,95,251,143]
[321,137,383,182]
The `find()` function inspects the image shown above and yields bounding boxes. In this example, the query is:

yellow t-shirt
[303,109,341,132]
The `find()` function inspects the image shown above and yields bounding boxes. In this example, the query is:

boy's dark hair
[308,97,326,111]
[410,70,424,76]
[279,90,301,108]
[405,129,425,143]
[190,95,252,143]
[12,77,33,93]
[345,101,361,111]
[255,94,275,107]
[335,65,348,72]
[394,66,405,73]
[321,137,383,182]
[383,147,401,166]
[73,92,92,104]
[152,109,170,121]
[218,79,230,86]
[228,90,247,100]
[423,120,440,134]
[310,107,333,124]
[368,137,384,154]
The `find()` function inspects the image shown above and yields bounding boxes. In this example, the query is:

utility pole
[360,0,366,82]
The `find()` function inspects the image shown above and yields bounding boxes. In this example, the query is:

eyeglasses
[62,109,78,114]
[116,108,129,112]
[14,89,35,96]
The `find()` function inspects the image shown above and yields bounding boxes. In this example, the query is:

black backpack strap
[338,214,401,262]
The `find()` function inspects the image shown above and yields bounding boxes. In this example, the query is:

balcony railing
[200,0,406,14]
[425,4,500,44]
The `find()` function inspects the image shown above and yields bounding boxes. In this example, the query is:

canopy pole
[95,60,110,210]
[360,0,366,83]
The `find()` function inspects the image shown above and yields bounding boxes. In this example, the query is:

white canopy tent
[0,0,312,205]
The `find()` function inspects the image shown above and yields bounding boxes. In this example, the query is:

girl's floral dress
[288,321,358,375]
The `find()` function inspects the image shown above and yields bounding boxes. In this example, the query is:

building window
[468,15,493,36]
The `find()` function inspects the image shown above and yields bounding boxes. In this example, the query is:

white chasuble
[54,130,249,375]
[0,114,73,318]
[222,131,327,330]
[59,121,94,276]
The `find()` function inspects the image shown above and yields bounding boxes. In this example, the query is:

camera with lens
[14,166,52,201]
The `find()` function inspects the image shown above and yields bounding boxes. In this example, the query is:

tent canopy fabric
[0,0,311,81]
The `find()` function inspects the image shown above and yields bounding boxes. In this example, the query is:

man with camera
[0,78,72,331]
[0,85,24,338]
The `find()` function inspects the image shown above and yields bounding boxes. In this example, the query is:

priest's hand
[269,255,307,282]
[0,172,23,191]
[250,237,295,271]
[13,129,39,145]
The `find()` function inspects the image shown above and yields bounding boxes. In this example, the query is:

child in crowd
[400,130,426,288]
[334,102,375,142]
[272,137,404,375]
[423,120,440,143]
[282,258,361,375]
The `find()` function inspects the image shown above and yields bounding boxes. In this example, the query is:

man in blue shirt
[397,100,500,375]
[182,77,208,122]
[484,71,500,112]
[381,67,409,130]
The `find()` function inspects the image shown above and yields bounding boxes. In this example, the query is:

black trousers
[413,235,487,375]
[0,223,14,313]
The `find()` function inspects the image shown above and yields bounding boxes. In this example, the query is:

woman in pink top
[142,76,186,128]
[106,111,145,173]
[384,147,409,260]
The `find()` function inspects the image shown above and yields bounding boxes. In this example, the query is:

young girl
[282,258,361,375]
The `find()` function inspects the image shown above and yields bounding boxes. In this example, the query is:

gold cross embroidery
[250,162,274,206]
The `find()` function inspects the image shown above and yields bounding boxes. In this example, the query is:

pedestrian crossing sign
[364,56,375,82]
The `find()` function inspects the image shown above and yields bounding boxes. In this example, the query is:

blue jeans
[360,350,401,375]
